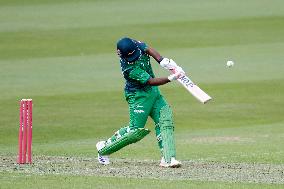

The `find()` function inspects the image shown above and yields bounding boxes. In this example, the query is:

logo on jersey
[134,109,145,113]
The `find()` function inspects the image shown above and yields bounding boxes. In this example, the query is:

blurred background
[0,0,283,186]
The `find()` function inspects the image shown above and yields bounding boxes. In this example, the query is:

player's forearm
[146,47,163,63]
[147,77,170,86]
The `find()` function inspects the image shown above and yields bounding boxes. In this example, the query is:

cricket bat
[176,74,212,104]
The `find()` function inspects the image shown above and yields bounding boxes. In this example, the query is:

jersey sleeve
[134,40,148,53]
[128,67,151,84]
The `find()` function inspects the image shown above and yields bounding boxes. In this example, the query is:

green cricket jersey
[100,39,177,160]
[119,40,156,93]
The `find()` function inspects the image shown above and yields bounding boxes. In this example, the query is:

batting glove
[168,70,185,81]
[160,58,185,74]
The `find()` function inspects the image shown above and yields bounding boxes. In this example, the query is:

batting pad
[160,105,176,163]
[98,128,150,155]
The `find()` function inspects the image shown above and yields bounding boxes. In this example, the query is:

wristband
[158,57,164,63]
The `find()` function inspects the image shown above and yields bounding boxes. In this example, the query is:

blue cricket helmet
[117,37,141,62]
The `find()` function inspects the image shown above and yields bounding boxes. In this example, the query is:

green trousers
[106,86,173,153]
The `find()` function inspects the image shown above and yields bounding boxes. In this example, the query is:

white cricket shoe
[160,157,181,168]
[96,141,110,165]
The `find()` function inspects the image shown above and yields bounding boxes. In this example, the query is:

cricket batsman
[96,37,185,168]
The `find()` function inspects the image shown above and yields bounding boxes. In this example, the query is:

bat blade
[177,75,212,104]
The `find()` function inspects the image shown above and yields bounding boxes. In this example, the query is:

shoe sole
[160,164,170,168]
[169,163,181,168]
[160,163,181,168]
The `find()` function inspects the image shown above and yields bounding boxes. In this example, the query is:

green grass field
[1,0,284,188]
